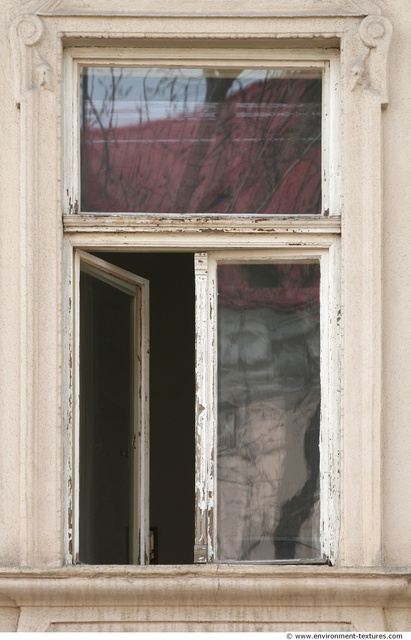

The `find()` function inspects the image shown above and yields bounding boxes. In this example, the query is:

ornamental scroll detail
[10,14,53,103]
[351,15,393,105]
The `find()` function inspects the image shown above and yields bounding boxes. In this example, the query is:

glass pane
[217,262,321,561]
[80,67,322,214]
[79,270,134,564]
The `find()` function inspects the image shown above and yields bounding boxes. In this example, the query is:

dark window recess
[79,253,196,565]
[79,272,133,564]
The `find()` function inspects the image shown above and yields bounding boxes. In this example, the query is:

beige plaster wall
[0,0,23,568]
[380,0,411,567]
[0,609,19,633]
[0,0,411,631]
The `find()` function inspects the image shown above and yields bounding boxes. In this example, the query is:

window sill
[0,566,410,608]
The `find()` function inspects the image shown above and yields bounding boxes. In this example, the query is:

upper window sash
[64,48,340,219]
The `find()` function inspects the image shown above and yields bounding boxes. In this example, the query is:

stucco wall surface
[1,0,411,631]
[381,0,411,568]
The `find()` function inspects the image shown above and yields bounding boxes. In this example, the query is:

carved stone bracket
[10,14,53,103]
[351,15,392,105]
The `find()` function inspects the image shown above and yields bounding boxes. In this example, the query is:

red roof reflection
[81,78,322,215]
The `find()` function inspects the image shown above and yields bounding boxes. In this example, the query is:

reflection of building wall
[217,267,321,561]
[218,392,320,561]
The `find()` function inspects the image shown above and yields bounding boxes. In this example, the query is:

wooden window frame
[196,245,340,564]
[74,250,150,565]
[64,47,340,219]
[64,46,341,566]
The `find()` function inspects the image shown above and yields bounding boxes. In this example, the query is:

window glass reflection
[80,67,322,214]
[217,262,321,561]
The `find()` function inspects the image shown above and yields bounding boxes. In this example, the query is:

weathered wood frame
[64,48,339,218]
[73,250,150,565]
[196,244,340,564]
[65,48,340,565]
[65,229,340,566]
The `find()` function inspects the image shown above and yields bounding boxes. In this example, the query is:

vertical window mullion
[194,252,211,563]
[73,249,81,564]
[320,240,340,564]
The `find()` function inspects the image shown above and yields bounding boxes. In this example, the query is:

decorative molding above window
[36,0,380,18]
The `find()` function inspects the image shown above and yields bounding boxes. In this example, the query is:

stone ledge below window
[0,566,410,608]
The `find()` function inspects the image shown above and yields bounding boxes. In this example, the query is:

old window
[67,48,340,566]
